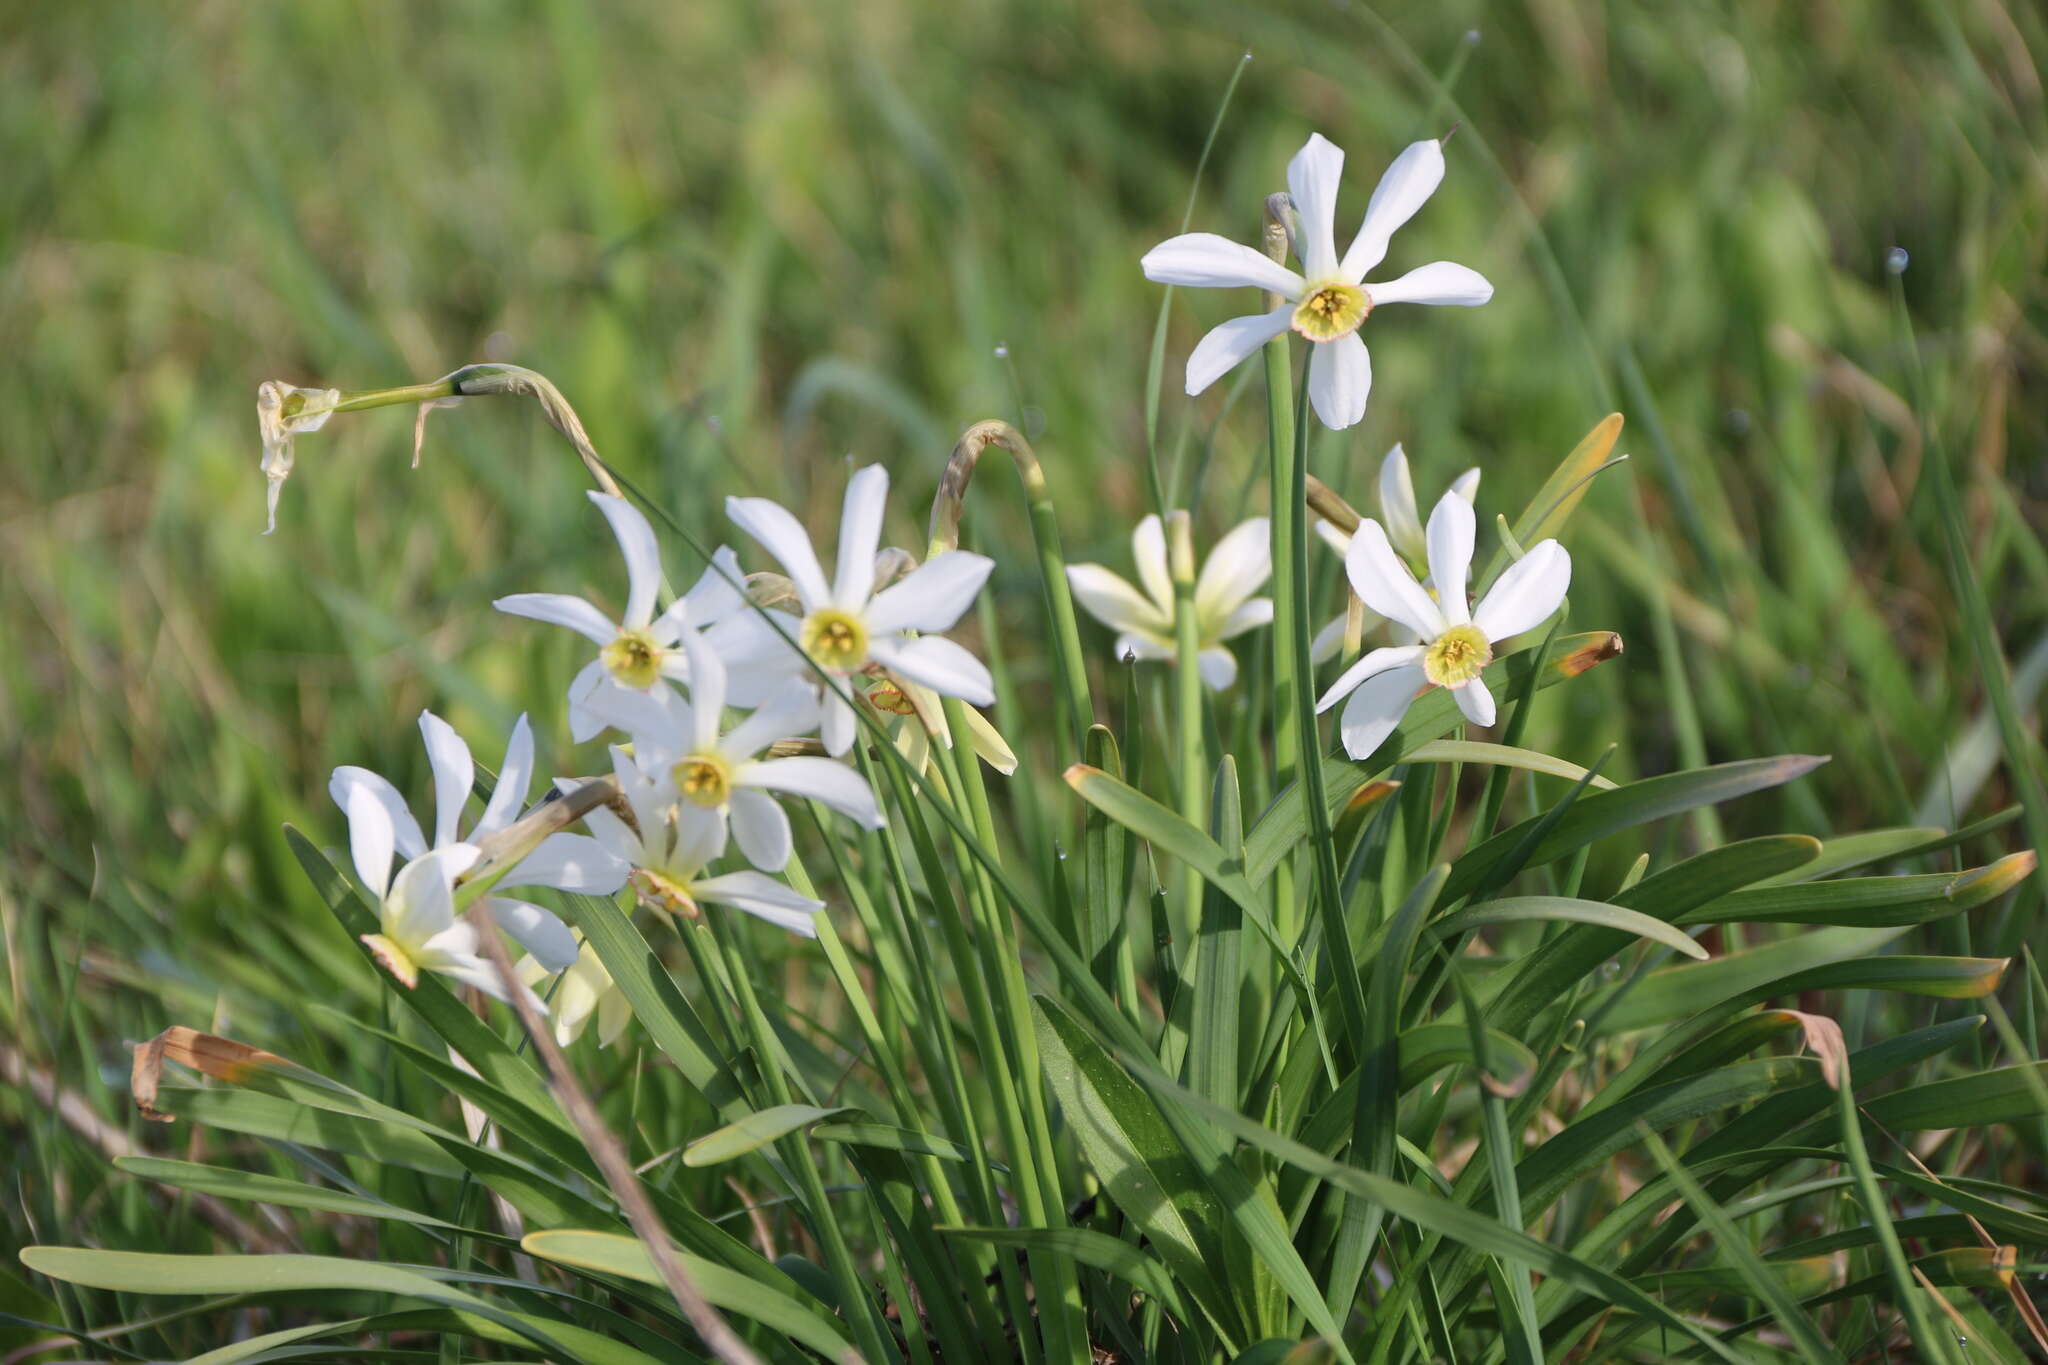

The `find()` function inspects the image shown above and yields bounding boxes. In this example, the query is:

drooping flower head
[584,624,886,873]
[331,713,627,992]
[494,492,760,741]
[1316,490,1570,759]
[518,939,631,1049]
[1142,133,1492,430]
[1066,514,1273,690]
[725,464,996,755]
[571,749,826,938]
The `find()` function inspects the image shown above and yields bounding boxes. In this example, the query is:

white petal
[864,551,995,636]
[1454,678,1497,728]
[1196,647,1238,691]
[833,465,890,609]
[1314,644,1426,713]
[725,495,830,609]
[331,766,427,861]
[690,871,823,937]
[1377,444,1424,563]
[1340,139,1445,281]
[666,804,728,876]
[720,680,822,760]
[741,755,886,828]
[1344,519,1447,640]
[668,545,747,636]
[1473,540,1571,642]
[475,714,534,839]
[1065,564,1168,635]
[1306,334,1371,431]
[820,690,858,757]
[1114,632,1174,663]
[1314,519,1353,557]
[565,659,612,744]
[489,898,579,973]
[1366,261,1493,308]
[417,712,474,851]
[1214,597,1273,640]
[494,592,617,646]
[580,678,692,759]
[678,627,726,750]
[385,846,467,945]
[1338,663,1428,760]
[344,782,396,900]
[868,635,995,707]
[589,492,663,629]
[1288,133,1345,280]
[1185,308,1294,396]
[1449,467,1482,503]
[1132,515,1172,615]
[729,788,793,871]
[596,984,633,1047]
[1140,232,1304,297]
[578,800,644,868]
[1194,517,1272,620]
[499,833,629,895]
[1424,491,1475,627]
[703,609,807,689]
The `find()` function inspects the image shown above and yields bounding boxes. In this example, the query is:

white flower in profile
[339,807,522,1003]
[1315,490,1570,759]
[330,712,627,980]
[1311,444,1480,661]
[518,939,631,1049]
[725,464,996,756]
[569,750,826,938]
[868,674,1018,779]
[584,626,885,873]
[494,491,757,741]
[1141,133,1492,430]
[1065,514,1272,690]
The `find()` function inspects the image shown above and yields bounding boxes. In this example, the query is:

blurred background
[2,0,2044,1276]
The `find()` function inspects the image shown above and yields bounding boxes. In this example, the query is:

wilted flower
[725,465,996,755]
[1142,133,1492,430]
[1066,513,1273,689]
[495,492,759,742]
[869,674,1018,778]
[1316,490,1570,758]
[1312,444,1480,661]
[585,626,885,872]
[571,750,827,938]
[255,381,340,535]
[331,712,625,977]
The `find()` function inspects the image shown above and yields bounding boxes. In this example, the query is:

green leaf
[113,1157,462,1233]
[941,1225,1191,1325]
[1440,756,1829,905]
[1428,896,1707,960]
[1401,740,1619,789]
[1677,852,2035,928]
[520,1228,855,1360]
[684,1104,857,1167]
[812,1122,972,1162]
[152,1086,464,1178]
[1861,1062,2048,1130]
[1602,944,2008,1032]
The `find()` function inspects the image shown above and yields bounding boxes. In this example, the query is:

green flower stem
[1169,511,1209,941]
[933,705,1090,1364]
[928,420,1095,766]
[700,911,898,1365]
[1261,199,1303,948]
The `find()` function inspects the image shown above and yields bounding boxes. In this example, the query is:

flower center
[800,607,869,671]
[672,752,733,808]
[867,678,918,716]
[629,867,700,918]
[602,628,665,689]
[1423,624,1493,688]
[1292,281,1371,342]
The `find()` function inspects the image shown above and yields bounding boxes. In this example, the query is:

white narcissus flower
[341,802,525,1003]
[572,751,827,938]
[585,626,886,873]
[1316,490,1570,760]
[330,712,626,977]
[518,940,631,1049]
[495,491,760,741]
[1311,444,1481,662]
[725,465,996,756]
[1066,514,1273,690]
[1142,133,1492,431]
[868,675,1018,778]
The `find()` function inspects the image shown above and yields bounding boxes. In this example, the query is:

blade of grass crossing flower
[1171,511,1210,941]
[1180,756,1243,1108]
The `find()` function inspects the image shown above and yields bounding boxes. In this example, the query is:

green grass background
[3,0,2044,1282]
